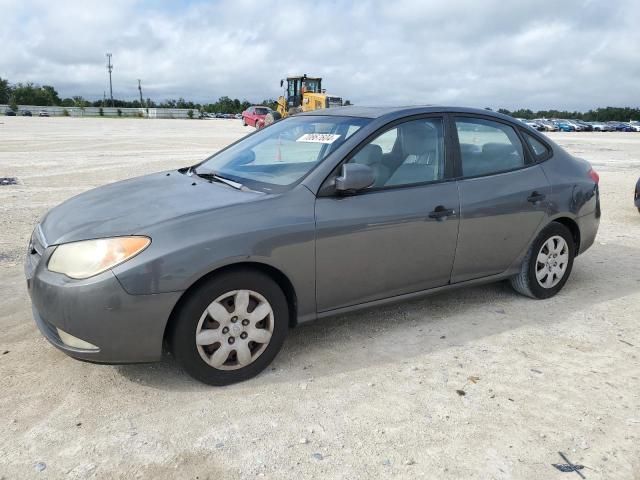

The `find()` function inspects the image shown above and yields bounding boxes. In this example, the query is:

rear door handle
[428,205,456,220]
[527,191,546,203]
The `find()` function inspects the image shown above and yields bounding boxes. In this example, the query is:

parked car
[572,120,593,132]
[607,121,634,132]
[5,108,16,116]
[22,110,32,117]
[552,120,575,132]
[630,122,640,132]
[562,120,583,132]
[523,120,545,131]
[38,110,50,117]
[234,113,242,120]
[535,119,558,132]
[589,122,612,132]
[25,106,601,385]
[635,176,640,213]
[242,106,273,128]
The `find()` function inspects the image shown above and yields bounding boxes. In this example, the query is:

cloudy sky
[0,0,638,110]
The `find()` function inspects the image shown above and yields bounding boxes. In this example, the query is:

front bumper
[26,239,181,364]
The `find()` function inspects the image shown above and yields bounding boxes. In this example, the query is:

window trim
[450,114,540,180]
[318,113,455,197]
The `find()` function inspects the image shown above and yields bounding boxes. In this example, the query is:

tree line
[0,77,276,113]
[1,76,638,120]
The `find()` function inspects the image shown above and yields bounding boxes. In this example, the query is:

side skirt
[314,269,519,321]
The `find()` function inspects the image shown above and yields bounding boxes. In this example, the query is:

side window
[348,118,445,188]
[523,132,551,161]
[455,118,525,177]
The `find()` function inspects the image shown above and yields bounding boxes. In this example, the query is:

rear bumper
[27,249,181,364]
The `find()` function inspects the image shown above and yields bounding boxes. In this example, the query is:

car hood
[40,170,265,245]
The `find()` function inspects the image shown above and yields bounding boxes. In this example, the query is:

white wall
[1,105,200,119]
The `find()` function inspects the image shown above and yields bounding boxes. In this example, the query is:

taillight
[588,168,599,184]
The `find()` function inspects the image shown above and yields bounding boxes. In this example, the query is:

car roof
[297,105,517,122]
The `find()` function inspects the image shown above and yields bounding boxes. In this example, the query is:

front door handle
[527,191,546,203]
[428,205,456,221]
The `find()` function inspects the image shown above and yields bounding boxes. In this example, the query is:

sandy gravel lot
[0,117,639,479]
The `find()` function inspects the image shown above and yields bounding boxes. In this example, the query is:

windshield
[196,115,370,192]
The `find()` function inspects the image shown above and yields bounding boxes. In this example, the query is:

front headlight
[48,236,151,279]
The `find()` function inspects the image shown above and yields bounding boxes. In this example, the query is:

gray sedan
[25,106,601,385]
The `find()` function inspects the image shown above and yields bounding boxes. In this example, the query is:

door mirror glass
[335,163,375,193]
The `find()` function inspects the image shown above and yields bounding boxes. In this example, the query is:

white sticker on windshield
[296,133,341,144]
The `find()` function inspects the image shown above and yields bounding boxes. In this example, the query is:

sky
[0,0,638,110]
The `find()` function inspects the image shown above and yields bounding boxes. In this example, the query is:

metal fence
[1,105,200,119]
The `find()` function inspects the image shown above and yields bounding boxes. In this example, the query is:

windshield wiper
[191,168,244,190]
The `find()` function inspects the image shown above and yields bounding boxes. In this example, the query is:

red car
[242,106,272,129]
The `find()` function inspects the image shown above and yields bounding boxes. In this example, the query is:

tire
[510,222,576,299]
[264,111,281,127]
[169,269,289,385]
[242,117,247,126]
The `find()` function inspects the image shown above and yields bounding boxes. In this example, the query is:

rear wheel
[510,222,575,299]
[170,269,289,385]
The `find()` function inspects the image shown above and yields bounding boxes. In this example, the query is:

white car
[590,122,609,132]
[629,122,640,132]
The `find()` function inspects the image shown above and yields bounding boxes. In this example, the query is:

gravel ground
[0,117,639,479]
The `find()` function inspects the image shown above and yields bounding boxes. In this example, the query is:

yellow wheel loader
[263,75,343,127]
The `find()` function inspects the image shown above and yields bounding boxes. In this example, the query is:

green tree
[0,77,11,104]
[42,85,61,105]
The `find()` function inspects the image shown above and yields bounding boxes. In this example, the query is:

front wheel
[510,222,575,299]
[169,269,289,385]
[264,111,282,127]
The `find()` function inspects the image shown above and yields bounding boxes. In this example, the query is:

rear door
[314,116,460,311]
[450,116,551,283]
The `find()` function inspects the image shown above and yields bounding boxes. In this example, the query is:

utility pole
[106,53,114,107]
[138,79,144,106]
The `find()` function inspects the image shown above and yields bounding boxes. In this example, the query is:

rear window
[523,132,551,160]
[254,108,270,115]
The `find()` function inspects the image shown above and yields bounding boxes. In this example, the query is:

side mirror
[335,163,375,193]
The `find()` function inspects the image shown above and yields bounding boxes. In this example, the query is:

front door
[314,116,460,312]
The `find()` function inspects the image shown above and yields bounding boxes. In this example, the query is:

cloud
[0,0,638,110]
